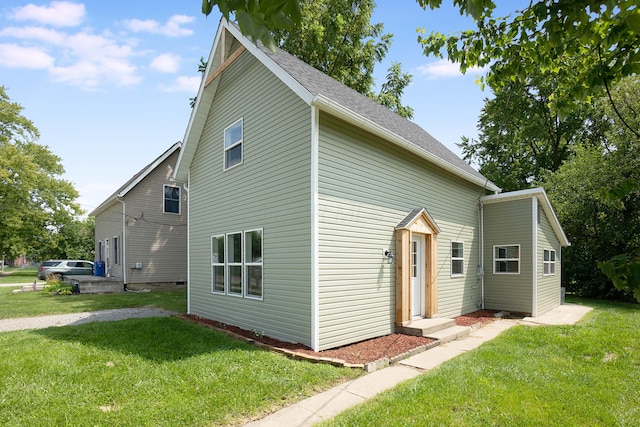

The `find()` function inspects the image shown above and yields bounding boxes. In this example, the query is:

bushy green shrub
[43,276,75,295]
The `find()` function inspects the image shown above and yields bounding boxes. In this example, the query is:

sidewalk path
[245,303,593,427]
[0,307,175,332]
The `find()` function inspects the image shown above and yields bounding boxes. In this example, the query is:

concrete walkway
[245,303,593,427]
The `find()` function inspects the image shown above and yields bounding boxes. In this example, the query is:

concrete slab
[469,319,519,340]
[522,303,593,326]
[443,337,486,352]
[397,317,455,336]
[343,365,421,399]
[399,346,465,370]
[426,325,471,343]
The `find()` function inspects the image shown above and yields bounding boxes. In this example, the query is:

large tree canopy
[272,0,413,118]
[0,86,81,260]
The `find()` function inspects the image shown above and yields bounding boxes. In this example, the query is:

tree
[0,86,81,261]
[544,77,640,301]
[417,1,639,121]
[459,74,601,191]
[202,0,413,118]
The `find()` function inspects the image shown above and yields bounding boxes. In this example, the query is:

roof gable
[174,19,499,193]
[396,207,441,234]
[481,187,570,247]
[89,142,181,217]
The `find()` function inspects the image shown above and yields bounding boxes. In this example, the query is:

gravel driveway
[0,308,176,333]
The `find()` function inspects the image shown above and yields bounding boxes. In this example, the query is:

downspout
[479,198,485,309]
[116,196,127,288]
[184,170,191,314]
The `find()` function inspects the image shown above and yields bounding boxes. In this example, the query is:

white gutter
[116,196,127,286]
[185,170,191,314]
[310,106,320,351]
[310,94,501,193]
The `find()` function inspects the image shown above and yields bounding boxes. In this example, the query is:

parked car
[37,260,94,280]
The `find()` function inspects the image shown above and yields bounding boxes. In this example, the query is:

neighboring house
[90,142,187,289]
[172,19,569,351]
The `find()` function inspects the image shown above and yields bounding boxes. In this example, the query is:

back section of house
[316,114,487,350]
[187,49,315,347]
[536,201,562,315]
[483,198,534,314]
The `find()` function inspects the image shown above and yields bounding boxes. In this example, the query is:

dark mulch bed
[182,310,500,366]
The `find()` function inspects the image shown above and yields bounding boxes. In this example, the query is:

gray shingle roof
[256,43,491,185]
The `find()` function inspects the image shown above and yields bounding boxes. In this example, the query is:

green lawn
[0,266,39,284]
[0,317,362,426]
[321,299,640,426]
[0,286,187,318]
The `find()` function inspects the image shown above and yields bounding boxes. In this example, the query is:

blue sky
[0,1,526,214]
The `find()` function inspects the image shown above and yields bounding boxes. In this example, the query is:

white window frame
[451,241,464,277]
[493,244,520,274]
[543,248,556,275]
[211,235,225,294]
[226,232,243,297]
[224,118,243,170]
[163,184,181,214]
[244,229,263,300]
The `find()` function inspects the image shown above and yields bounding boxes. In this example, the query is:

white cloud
[0,43,54,68]
[159,75,201,93]
[417,59,488,79]
[0,26,68,45]
[123,14,195,37]
[150,53,180,73]
[9,1,85,27]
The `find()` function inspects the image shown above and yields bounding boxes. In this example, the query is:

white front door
[411,235,425,318]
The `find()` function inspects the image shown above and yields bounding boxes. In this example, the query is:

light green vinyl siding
[537,202,562,315]
[483,199,533,313]
[188,51,313,347]
[317,114,484,350]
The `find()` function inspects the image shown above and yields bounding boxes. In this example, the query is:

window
[543,249,556,275]
[451,241,464,276]
[211,229,263,299]
[113,236,119,264]
[224,118,243,169]
[494,245,520,274]
[227,232,243,296]
[164,185,181,214]
[211,235,225,293]
[245,229,263,299]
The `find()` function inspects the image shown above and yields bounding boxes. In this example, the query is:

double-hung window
[543,249,556,275]
[224,118,243,169]
[163,185,180,214]
[211,229,263,299]
[494,245,520,274]
[451,241,464,276]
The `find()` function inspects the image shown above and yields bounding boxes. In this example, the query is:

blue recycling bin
[94,260,105,277]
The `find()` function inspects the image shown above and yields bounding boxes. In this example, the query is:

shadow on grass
[34,316,266,362]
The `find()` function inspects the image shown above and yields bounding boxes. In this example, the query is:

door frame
[411,234,425,318]
[395,208,440,326]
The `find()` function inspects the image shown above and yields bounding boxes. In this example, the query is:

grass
[321,299,640,426]
[0,317,362,426]
[0,266,39,284]
[0,286,187,318]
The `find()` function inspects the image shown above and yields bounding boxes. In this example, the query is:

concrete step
[396,317,456,337]
[425,325,472,343]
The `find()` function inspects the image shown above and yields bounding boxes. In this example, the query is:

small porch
[67,275,124,294]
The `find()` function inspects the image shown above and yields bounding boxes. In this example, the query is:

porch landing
[397,318,473,343]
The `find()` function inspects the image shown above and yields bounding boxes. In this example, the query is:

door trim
[395,208,439,326]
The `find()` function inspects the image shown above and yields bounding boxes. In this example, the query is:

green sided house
[172,19,569,351]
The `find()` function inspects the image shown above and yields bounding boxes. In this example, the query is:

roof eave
[311,94,500,193]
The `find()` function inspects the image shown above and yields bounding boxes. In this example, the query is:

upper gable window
[164,185,181,214]
[224,118,243,170]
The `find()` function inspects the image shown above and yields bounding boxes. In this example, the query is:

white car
[37,260,94,280]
